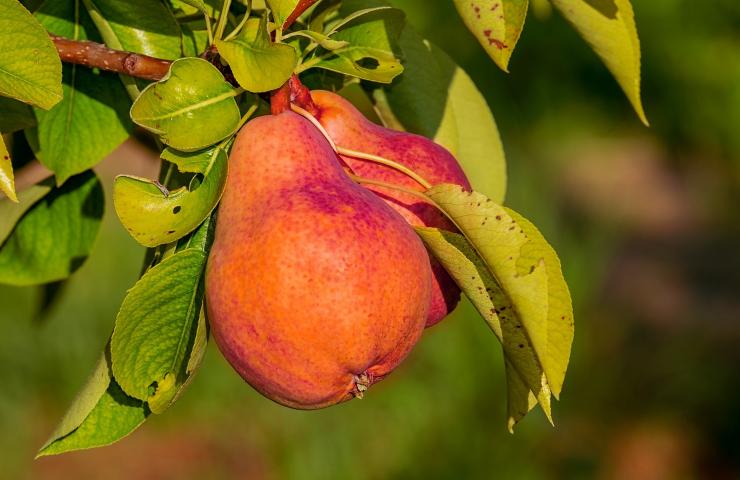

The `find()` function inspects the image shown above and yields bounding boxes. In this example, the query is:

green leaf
[550,0,647,124]
[0,170,103,286]
[453,0,528,72]
[181,20,211,57]
[379,27,507,203]
[0,96,36,133]
[0,135,17,202]
[215,16,298,93]
[266,0,300,28]
[0,177,53,244]
[0,0,62,109]
[85,0,182,59]
[417,185,574,429]
[111,248,208,413]
[33,0,132,185]
[303,5,405,83]
[415,226,552,428]
[130,58,241,151]
[37,353,149,457]
[114,146,228,247]
[177,0,209,14]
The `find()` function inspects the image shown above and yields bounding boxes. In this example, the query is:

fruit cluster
[206,90,470,409]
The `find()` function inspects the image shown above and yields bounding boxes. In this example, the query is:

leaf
[114,146,228,247]
[380,27,507,203]
[0,170,103,286]
[504,358,538,433]
[304,5,405,83]
[506,207,573,398]
[0,0,62,109]
[111,248,208,413]
[215,16,298,93]
[549,0,647,124]
[415,226,552,427]
[266,0,300,28]
[0,176,53,244]
[0,96,36,133]
[0,135,17,202]
[453,0,529,72]
[130,58,241,151]
[86,0,182,59]
[37,353,149,457]
[33,0,132,185]
[417,185,574,429]
[181,20,211,57]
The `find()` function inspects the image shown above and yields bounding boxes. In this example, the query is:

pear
[206,111,432,409]
[311,91,472,327]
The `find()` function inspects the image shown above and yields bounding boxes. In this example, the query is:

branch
[283,0,319,30]
[51,35,171,81]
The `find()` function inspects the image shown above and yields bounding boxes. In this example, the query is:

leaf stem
[289,104,432,189]
[223,0,252,42]
[214,0,233,40]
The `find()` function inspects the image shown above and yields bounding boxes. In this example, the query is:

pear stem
[348,174,434,204]
[289,104,433,190]
[336,147,432,190]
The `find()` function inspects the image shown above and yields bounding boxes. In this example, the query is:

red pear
[206,111,432,409]
[311,90,472,327]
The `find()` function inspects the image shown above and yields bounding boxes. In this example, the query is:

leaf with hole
[0,0,62,109]
[0,170,103,286]
[130,58,241,151]
[113,145,227,247]
[111,248,209,413]
[215,17,298,93]
[550,0,647,124]
[453,0,528,72]
[303,5,405,83]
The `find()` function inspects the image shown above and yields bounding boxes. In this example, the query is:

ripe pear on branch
[206,110,432,409]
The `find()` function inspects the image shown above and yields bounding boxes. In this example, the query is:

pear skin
[206,111,432,409]
[311,90,472,327]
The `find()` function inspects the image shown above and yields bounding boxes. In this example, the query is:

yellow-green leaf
[415,226,553,426]
[0,0,62,109]
[114,146,228,247]
[507,207,573,398]
[453,0,529,72]
[549,0,647,124]
[215,17,297,93]
[0,135,16,202]
[267,0,300,28]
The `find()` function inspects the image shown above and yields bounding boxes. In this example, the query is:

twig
[50,35,171,81]
[283,0,319,30]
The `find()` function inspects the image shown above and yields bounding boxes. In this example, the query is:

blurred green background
[2,0,740,478]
